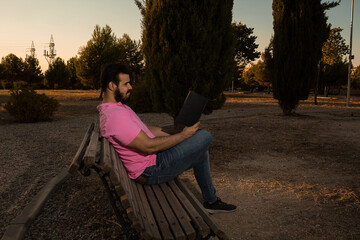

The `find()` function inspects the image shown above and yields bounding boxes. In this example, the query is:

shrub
[4,88,60,123]
[13,81,29,89]
[1,80,12,89]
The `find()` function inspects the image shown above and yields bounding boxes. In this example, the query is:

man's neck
[102,93,117,104]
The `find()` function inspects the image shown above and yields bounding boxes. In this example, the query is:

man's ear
[108,81,116,91]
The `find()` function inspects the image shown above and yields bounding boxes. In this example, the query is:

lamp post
[346,0,355,107]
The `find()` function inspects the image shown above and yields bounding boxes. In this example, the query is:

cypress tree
[272,0,337,115]
[140,0,235,118]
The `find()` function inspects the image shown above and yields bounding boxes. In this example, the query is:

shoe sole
[205,208,236,214]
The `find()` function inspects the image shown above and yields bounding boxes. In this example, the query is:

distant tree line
[0,26,143,91]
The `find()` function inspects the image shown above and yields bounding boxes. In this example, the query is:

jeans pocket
[142,165,156,177]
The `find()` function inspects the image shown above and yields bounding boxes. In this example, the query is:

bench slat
[109,146,144,233]
[175,179,229,240]
[108,146,124,196]
[83,122,100,166]
[129,180,145,233]
[144,185,174,240]
[98,137,112,173]
[168,180,210,238]
[68,122,94,174]
[160,182,196,240]
[110,146,131,210]
[152,184,186,240]
[135,183,162,240]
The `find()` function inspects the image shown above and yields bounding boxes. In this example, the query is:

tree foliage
[138,0,235,118]
[232,22,260,68]
[232,22,261,89]
[24,56,43,87]
[351,65,360,88]
[76,25,120,89]
[319,26,349,94]
[76,25,143,95]
[44,58,70,89]
[241,38,273,91]
[272,0,337,115]
[0,54,45,89]
[242,64,258,89]
[0,54,24,87]
[117,34,144,83]
[321,26,349,66]
[67,57,83,89]
[320,61,348,95]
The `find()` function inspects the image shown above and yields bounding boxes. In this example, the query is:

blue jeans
[141,129,217,203]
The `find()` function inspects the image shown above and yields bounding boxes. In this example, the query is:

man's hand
[180,122,200,140]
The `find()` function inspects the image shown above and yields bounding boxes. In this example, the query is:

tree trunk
[324,86,329,97]
[279,100,298,116]
[314,61,320,105]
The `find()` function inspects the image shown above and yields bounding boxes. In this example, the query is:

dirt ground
[1,90,360,239]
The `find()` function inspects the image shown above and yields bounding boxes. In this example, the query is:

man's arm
[128,122,200,154]
[147,125,170,137]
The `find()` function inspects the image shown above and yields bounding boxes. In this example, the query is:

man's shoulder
[100,103,128,115]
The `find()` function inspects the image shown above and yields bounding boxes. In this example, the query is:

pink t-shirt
[97,102,157,179]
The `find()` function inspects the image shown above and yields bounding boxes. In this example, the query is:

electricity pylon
[44,34,56,65]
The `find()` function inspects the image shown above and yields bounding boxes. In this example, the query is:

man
[97,63,236,213]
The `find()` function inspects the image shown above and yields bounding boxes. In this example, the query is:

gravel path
[1,91,359,239]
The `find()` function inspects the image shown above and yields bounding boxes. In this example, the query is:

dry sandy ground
[1,90,360,239]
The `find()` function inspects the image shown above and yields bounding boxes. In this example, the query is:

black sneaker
[203,198,236,213]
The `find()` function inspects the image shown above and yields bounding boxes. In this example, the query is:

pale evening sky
[0,0,359,72]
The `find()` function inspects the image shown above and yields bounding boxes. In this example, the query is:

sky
[0,0,359,72]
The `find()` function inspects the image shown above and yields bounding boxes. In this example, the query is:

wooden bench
[69,122,229,240]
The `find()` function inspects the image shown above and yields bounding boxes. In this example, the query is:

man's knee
[196,129,212,146]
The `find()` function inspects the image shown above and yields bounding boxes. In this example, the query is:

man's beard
[114,87,131,103]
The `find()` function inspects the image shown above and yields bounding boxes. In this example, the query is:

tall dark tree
[44,58,70,89]
[137,0,235,118]
[24,56,43,87]
[320,61,348,96]
[321,26,349,66]
[232,22,260,68]
[319,26,349,95]
[117,34,144,83]
[232,22,261,90]
[0,54,25,88]
[272,0,338,115]
[67,57,83,89]
[76,25,120,89]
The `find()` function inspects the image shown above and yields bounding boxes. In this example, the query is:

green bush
[4,88,60,123]
[13,81,29,89]
[1,80,12,89]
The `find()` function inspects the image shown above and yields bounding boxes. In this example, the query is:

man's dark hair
[100,63,130,93]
